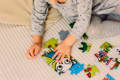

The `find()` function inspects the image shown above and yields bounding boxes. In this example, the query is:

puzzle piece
[100,42,114,52]
[43,51,56,60]
[110,58,120,70]
[59,30,69,40]
[69,22,75,28]
[84,65,100,78]
[94,42,120,70]
[79,42,92,53]
[44,38,58,49]
[95,51,113,65]
[42,48,85,75]
[108,46,120,60]
[69,62,84,75]
[103,74,116,80]
[82,33,89,40]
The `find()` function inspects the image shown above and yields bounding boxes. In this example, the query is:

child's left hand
[52,34,77,63]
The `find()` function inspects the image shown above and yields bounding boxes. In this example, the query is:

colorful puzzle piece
[84,65,100,78]
[95,42,120,70]
[41,47,84,75]
[69,62,84,75]
[44,38,58,49]
[110,58,120,70]
[79,42,92,53]
[95,51,113,65]
[100,42,114,52]
[103,74,116,80]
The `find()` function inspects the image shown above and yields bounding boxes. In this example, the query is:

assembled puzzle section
[41,38,85,75]
[94,42,120,70]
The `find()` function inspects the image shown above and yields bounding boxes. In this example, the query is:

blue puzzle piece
[69,62,84,75]
[43,51,56,60]
[59,30,69,40]
[106,74,115,80]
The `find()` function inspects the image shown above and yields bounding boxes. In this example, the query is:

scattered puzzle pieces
[95,42,120,70]
[95,51,113,65]
[84,65,100,78]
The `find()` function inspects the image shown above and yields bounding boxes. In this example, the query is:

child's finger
[67,54,71,61]
[34,48,39,56]
[30,49,35,57]
[56,53,62,62]
[54,47,58,52]
[59,54,65,63]
[26,52,34,59]
[52,51,59,59]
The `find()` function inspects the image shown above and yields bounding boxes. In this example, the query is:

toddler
[27,0,120,62]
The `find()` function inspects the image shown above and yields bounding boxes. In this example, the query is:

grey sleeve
[31,0,48,36]
[70,0,92,39]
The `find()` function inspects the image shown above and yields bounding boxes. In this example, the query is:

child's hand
[52,34,77,62]
[26,43,42,59]
[52,41,72,63]
[26,35,43,59]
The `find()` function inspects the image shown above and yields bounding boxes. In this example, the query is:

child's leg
[94,0,120,15]
[88,0,120,39]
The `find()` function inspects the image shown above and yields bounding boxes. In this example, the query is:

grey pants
[92,0,120,21]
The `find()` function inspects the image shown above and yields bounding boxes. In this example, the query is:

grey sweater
[32,0,120,39]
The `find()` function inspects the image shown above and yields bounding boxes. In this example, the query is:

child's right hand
[26,35,43,59]
[26,43,42,59]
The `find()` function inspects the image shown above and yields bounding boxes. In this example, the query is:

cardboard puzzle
[42,38,85,75]
[79,42,92,53]
[95,42,120,70]
[84,65,100,78]
[103,74,116,80]
[42,38,119,79]
[41,48,85,75]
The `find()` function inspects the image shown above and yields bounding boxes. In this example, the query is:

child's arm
[32,0,48,36]
[69,0,92,40]
[26,0,48,59]
[52,0,93,62]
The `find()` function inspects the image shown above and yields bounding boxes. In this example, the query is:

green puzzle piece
[45,57,54,64]
[100,42,114,52]
[69,22,75,28]
[82,33,89,40]
[79,42,92,53]
[86,65,100,77]
[44,38,58,49]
